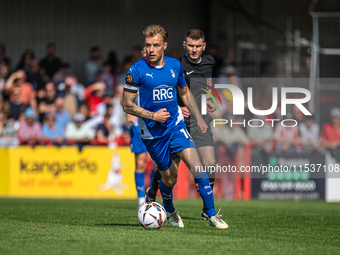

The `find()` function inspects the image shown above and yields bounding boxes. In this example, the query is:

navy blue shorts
[142,121,196,171]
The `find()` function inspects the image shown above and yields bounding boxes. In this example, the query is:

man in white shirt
[65,113,95,150]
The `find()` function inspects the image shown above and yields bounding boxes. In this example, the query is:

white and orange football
[137,202,167,229]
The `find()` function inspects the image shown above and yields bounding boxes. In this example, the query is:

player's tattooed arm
[121,91,170,123]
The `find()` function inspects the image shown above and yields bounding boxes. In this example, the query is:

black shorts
[189,124,214,148]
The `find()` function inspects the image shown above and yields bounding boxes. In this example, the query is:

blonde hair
[143,24,168,42]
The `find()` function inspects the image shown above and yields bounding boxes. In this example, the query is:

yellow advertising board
[7,146,136,199]
[0,148,9,195]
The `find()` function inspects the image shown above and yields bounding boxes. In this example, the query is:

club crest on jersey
[126,74,133,83]
[153,85,174,103]
[170,69,175,78]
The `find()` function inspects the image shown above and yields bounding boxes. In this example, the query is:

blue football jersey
[123,56,187,139]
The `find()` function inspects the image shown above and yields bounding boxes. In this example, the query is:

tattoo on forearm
[122,92,154,120]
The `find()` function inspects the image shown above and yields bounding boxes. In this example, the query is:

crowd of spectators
[0,42,131,150]
[0,42,339,165]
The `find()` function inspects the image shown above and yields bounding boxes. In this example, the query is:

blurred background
[0,0,340,202]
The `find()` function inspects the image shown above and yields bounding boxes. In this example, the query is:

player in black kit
[146,29,217,220]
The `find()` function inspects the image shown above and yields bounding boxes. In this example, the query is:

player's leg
[145,162,159,202]
[134,152,147,207]
[145,154,180,202]
[142,134,184,227]
[176,147,228,229]
[197,145,216,219]
[130,124,148,207]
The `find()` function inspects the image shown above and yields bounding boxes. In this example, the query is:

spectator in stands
[57,75,85,105]
[105,50,119,75]
[101,62,114,95]
[52,62,70,84]
[5,70,37,113]
[0,62,11,95]
[84,81,105,116]
[40,43,62,82]
[7,87,27,120]
[79,103,90,121]
[218,65,243,91]
[95,113,114,144]
[85,46,102,85]
[15,49,35,72]
[26,59,45,91]
[54,97,71,130]
[273,113,301,153]
[41,112,65,146]
[0,111,19,146]
[111,83,127,128]
[247,115,274,154]
[299,115,320,152]
[18,107,41,145]
[214,117,249,157]
[65,112,94,150]
[322,107,340,162]
[0,43,11,67]
[38,82,57,121]
[292,105,305,125]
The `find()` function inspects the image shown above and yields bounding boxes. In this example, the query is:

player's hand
[153,108,170,123]
[197,119,208,133]
[207,100,216,112]
[180,106,190,118]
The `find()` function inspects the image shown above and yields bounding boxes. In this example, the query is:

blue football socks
[135,172,145,198]
[194,172,216,217]
[159,178,175,213]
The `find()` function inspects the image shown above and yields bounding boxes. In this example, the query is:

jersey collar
[143,56,165,68]
[185,54,202,64]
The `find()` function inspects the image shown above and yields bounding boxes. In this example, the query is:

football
[137,202,167,229]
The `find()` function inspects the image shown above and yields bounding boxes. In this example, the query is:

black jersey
[178,54,215,129]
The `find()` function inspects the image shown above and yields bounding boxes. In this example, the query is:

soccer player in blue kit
[121,24,228,229]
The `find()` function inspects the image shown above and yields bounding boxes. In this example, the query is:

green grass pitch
[0,198,339,255]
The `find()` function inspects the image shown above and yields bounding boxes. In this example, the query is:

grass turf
[0,198,339,255]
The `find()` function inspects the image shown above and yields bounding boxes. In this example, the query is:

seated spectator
[85,46,102,84]
[65,113,94,150]
[7,87,27,120]
[0,43,11,67]
[101,62,114,95]
[322,107,340,163]
[95,113,114,144]
[84,81,105,116]
[54,97,71,130]
[273,114,301,153]
[15,49,35,72]
[247,115,273,154]
[214,117,249,157]
[40,43,62,82]
[5,70,37,113]
[41,112,66,146]
[0,111,19,146]
[0,61,11,94]
[299,115,320,152]
[18,107,41,145]
[52,62,70,84]
[38,82,57,121]
[57,75,84,116]
[26,59,45,91]
[79,103,90,121]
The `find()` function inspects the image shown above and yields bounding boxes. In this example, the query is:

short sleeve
[123,65,140,94]
[176,64,187,89]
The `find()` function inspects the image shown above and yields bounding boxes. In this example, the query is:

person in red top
[322,107,340,162]
[84,81,105,116]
